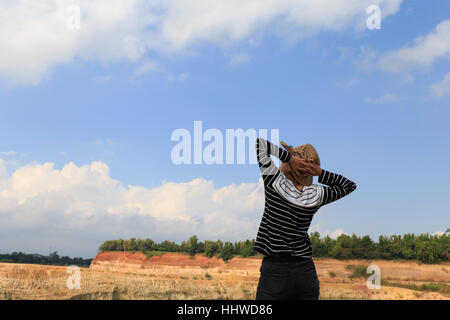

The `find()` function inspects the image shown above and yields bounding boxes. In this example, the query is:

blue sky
[0,0,449,257]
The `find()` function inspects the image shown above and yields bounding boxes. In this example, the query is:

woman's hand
[288,157,322,177]
[287,157,306,181]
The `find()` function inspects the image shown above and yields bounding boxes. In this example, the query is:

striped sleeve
[318,169,357,206]
[256,138,291,185]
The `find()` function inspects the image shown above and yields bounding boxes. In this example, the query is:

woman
[254,138,356,300]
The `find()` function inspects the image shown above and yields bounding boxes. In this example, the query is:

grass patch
[346,265,368,279]
[329,271,336,278]
[142,251,167,258]
[382,280,450,295]
[205,272,212,280]
[345,264,355,271]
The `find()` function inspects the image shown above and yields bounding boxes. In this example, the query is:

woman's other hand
[289,157,322,177]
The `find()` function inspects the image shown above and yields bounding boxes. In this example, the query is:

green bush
[219,242,234,262]
[348,265,368,279]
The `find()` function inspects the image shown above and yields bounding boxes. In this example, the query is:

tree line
[310,231,449,264]
[98,230,449,264]
[98,235,253,262]
[0,251,92,267]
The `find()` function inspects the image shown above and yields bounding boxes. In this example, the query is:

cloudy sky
[0,0,449,258]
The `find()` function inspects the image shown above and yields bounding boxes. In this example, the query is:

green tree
[240,240,253,258]
[205,240,219,258]
[180,240,189,253]
[197,241,205,253]
[417,240,441,264]
[143,238,154,251]
[187,235,199,256]
[330,234,353,259]
[126,238,138,251]
[117,238,125,251]
[220,242,234,262]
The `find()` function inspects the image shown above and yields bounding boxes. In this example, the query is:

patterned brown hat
[280,141,320,186]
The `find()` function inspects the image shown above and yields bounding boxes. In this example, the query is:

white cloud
[93,74,112,84]
[156,0,402,49]
[130,59,161,79]
[329,229,347,239]
[165,72,190,83]
[0,159,264,256]
[310,225,348,239]
[0,0,403,85]
[355,45,378,72]
[363,93,404,104]
[1,151,17,156]
[93,138,115,146]
[336,77,359,88]
[230,53,250,67]
[431,72,450,97]
[379,19,450,74]
[0,0,149,85]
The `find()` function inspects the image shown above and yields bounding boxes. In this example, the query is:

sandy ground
[0,252,448,300]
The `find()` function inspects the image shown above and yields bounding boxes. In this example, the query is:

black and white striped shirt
[254,138,357,259]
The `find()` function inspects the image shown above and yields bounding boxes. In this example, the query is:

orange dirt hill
[1,253,448,299]
[90,252,262,278]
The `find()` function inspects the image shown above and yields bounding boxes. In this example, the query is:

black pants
[255,256,320,300]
